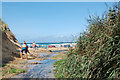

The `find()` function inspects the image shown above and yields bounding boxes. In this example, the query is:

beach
[2,47,68,78]
[29,47,69,52]
[1,2,119,79]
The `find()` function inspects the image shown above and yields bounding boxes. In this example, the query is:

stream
[12,53,58,78]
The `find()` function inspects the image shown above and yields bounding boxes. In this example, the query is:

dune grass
[53,5,120,79]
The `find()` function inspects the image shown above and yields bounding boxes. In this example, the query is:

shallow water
[38,53,57,59]
[51,50,68,52]
[12,53,58,78]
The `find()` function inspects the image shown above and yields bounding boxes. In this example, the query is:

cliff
[1,20,21,65]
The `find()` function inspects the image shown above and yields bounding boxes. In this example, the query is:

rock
[1,20,21,65]
[28,62,42,64]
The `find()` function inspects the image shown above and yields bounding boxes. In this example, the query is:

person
[32,41,36,51]
[20,41,29,59]
[46,45,49,52]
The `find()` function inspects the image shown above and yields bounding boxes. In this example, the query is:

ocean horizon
[21,41,76,44]
[21,42,77,47]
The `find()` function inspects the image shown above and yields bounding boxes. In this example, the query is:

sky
[2,2,114,43]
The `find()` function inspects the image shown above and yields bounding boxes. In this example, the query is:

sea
[21,42,76,48]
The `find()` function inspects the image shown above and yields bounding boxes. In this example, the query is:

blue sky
[2,2,114,43]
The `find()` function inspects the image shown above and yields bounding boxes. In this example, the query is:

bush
[54,4,120,79]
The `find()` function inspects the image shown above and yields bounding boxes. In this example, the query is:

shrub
[54,4,120,79]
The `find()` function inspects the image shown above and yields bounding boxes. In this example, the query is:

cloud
[18,35,77,43]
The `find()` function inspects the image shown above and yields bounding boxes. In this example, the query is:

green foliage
[54,5,120,79]
[52,53,66,60]
[9,68,26,73]
[54,59,65,66]
[54,59,67,78]
[0,18,5,25]
[2,67,26,76]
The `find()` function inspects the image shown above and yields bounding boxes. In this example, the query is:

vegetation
[52,53,66,60]
[0,18,5,24]
[2,65,26,76]
[54,4,120,79]
[0,18,9,32]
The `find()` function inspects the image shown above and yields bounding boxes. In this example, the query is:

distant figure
[20,41,29,59]
[32,41,36,51]
[46,45,49,52]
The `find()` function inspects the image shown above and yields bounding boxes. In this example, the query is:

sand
[2,47,68,78]
[29,47,69,52]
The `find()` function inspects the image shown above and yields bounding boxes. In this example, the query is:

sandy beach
[29,47,69,52]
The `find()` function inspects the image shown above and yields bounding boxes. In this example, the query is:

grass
[0,67,1,72]
[2,65,26,76]
[53,59,66,78]
[52,53,66,60]
[54,59,65,66]
[9,68,26,73]
[53,54,67,78]
[2,64,7,67]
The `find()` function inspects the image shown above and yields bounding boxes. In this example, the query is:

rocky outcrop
[1,20,21,65]
[1,23,21,47]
